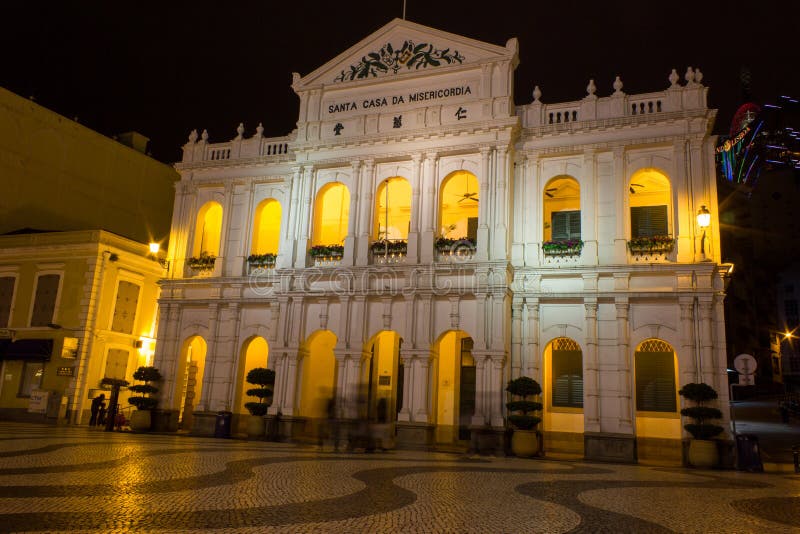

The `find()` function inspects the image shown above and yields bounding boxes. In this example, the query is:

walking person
[89,394,105,426]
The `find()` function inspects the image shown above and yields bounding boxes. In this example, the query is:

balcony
[309,245,344,267]
[186,253,216,277]
[246,253,277,275]
[435,237,476,263]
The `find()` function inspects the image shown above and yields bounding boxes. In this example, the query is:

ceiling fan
[629,183,644,194]
[458,191,478,203]
[545,187,558,198]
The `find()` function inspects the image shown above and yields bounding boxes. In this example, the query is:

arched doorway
[363,331,402,424]
[234,336,269,432]
[193,201,223,257]
[628,169,673,241]
[543,176,581,243]
[542,337,584,453]
[297,330,337,422]
[312,183,350,247]
[175,336,207,430]
[432,330,475,443]
[634,338,681,463]
[251,199,281,255]
[439,171,479,242]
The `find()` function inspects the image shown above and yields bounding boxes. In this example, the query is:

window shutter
[105,348,130,380]
[552,349,583,408]
[0,277,14,328]
[635,351,676,412]
[631,205,668,238]
[552,210,581,241]
[111,281,140,335]
[30,274,60,327]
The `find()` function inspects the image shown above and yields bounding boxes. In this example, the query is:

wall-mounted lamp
[696,205,711,259]
[148,243,169,270]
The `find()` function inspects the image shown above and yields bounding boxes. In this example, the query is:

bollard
[793,445,800,474]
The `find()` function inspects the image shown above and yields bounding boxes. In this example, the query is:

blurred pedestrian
[89,394,105,426]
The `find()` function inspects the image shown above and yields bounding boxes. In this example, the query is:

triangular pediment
[294,18,516,90]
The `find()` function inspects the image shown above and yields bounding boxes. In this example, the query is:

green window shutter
[631,205,668,238]
[30,274,60,327]
[552,349,583,408]
[0,277,15,328]
[552,210,581,241]
[635,351,677,412]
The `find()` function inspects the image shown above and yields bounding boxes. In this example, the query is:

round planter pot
[511,429,540,458]
[688,439,718,468]
[246,415,266,438]
[129,409,152,432]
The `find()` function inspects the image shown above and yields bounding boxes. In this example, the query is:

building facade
[0,230,164,424]
[155,19,730,464]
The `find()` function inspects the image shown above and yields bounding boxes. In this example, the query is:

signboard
[738,374,755,385]
[61,337,79,358]
[56,366,74,377]
[734,353,757,375]
[28,389,48,413]
[378,375,391,386]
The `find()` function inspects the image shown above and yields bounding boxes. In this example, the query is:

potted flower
[243,367,275,438]
[127,366,162,432]
[628,235,675,254]
[506,376,543,457]
[679,382,724,468]
[370,239,408,256]
[247,253,277,268]
[542,239,584,256]
[187,251,216,270]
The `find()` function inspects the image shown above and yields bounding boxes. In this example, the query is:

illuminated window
[551,338,583,408]
[629,169,671,238]
[30,274,60,327]
[252,199,281,255]
[193,201,223,256]
[19,361,44,397]
[439,171,479,240]
[374,177,412,240]
[0,277,14,328]
[543,176,580,242]
[635,339,677,413]
[111,281,140,335]
[312,183,350,246]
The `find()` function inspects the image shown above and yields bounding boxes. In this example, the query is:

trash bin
[735,433,763,472]
[214,411,232,438]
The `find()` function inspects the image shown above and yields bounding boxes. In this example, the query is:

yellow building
[0,86,178,244]
[0,230,165,424]
[0,86,179,424]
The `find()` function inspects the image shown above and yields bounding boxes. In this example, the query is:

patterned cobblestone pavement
[0,422,798,533]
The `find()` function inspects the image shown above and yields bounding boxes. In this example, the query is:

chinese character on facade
[393,116,402,128]
[455,107,467,120]
[334,123,344,135]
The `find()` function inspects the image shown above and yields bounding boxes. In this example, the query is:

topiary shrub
[679,382,724,440]
[244,367,276,417]
[506,376,543,431]
[128,366,162,411]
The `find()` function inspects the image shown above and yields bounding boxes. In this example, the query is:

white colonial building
[154,19,731,464]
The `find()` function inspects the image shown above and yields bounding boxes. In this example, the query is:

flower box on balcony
[186,252,216,271]
[309,244,344,262]
[434,236,476,255]
[247,253,277,268]
[627,235,675,254]
[542,240,583,256]
[370,239,408,255]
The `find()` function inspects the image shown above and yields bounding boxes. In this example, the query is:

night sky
[4,1,799,163]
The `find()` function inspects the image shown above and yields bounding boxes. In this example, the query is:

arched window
[251,199,281,255]
[439,171,479,241]
[635,339,678,413]
[193,201,223,256]
[543,176,580,242]
[312,183,350,246]
[629,169,672,239]
[551,337,583,408]
[373,177,412,241]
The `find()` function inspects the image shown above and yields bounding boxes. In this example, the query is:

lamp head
[149,242,160,254]
[696,205,711,229]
